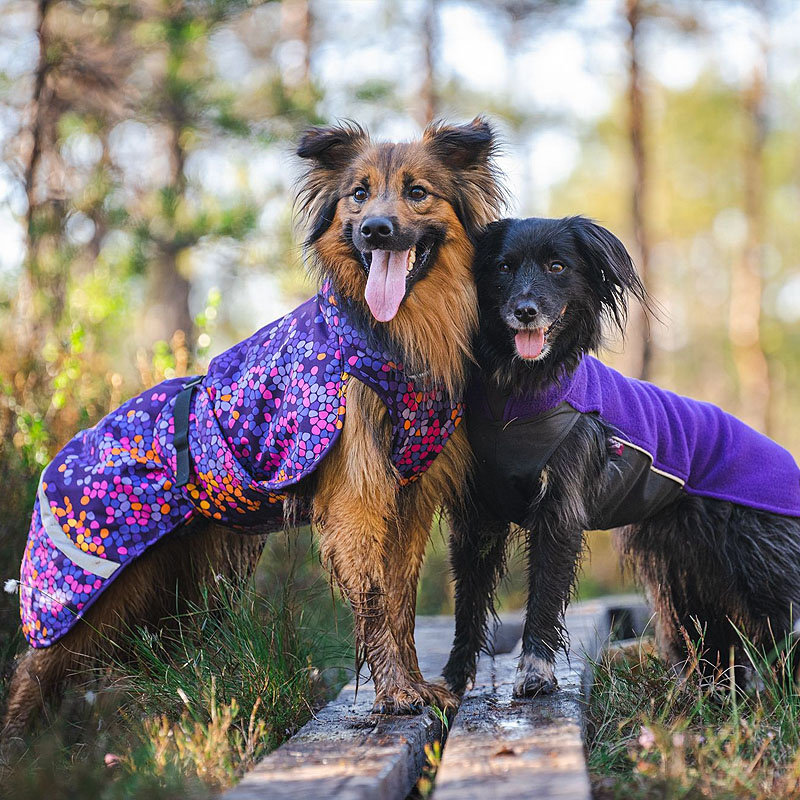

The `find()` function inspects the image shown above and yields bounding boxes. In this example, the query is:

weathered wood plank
[223,616,458,800]
[225,599,643,800]
[431,600,612,800]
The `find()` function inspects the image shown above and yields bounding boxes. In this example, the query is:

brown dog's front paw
[414,679,460,711]
[512,653,558,697]
[371,686,426,715]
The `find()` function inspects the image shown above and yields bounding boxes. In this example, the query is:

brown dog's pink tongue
[515,329,545,359]
[364,249,409,322]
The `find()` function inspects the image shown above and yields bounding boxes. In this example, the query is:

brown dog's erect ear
[423,116,505,240]
[296,122,369,245]
[296,122,368,169]
[424,116,496,169]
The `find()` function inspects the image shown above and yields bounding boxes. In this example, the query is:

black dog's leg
[514,422,603,697]
[442,497,510,695]
[515,513,583,696]
[617,498,800,680]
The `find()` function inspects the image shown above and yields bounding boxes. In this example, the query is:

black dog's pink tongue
[364,250,409,322]
[515,329,545,359]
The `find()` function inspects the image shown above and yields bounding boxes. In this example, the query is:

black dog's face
[490,224,581,362]
[474,216,647,385]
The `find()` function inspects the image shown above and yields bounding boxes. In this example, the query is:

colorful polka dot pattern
[20,287,463,647]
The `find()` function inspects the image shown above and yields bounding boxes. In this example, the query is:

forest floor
[587,635,800,800]
[0,531,353,799]
[0,489,630,800]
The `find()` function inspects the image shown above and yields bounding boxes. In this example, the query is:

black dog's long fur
[442,216,800,697]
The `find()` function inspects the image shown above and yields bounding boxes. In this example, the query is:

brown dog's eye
[353,187,368,202]
[548,262,566,273]
[408,185,427,201]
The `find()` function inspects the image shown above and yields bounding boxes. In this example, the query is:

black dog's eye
[548,262,566,274]
[408,185,427,201]
[353,187,368,202]
[498,263,511,273]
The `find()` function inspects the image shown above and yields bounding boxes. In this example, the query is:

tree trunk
[280,0,313,86]
[15,0,57,356]
[625,0,653,381]
[728,1,770,432]
[299,0,313,84]
[418,0,438,126]
[143,116,193,344]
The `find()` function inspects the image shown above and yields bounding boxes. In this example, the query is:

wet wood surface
[223,617,464,800]
[225,599,646,800]
[431,601,611,800]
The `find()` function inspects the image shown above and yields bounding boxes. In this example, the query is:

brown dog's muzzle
[351,217,426,323]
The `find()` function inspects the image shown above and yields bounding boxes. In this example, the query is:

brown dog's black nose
[360,216,395,245]
[514,302,539,324]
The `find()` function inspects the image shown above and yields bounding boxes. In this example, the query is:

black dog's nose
[360,216,394,244]
[514,302,539,324]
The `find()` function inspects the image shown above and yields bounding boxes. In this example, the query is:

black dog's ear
[424,116,497,169]
[569,216,649,334]
[473,218,514,275]
[296,122,368,169]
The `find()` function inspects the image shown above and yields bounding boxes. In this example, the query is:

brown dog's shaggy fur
[2,118,504,736]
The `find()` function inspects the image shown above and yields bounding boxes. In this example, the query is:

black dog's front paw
[442,657,476,697]
[512,653,558,697]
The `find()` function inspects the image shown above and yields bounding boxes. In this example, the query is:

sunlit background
[1,0,799,618]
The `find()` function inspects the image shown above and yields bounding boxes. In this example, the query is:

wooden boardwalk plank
[225,599,642,800]
[431,600,612,800]
[223,617,457,800]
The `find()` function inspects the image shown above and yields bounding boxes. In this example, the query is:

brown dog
[3,118,504,736]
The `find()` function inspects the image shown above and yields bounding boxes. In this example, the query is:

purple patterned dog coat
[20,285,463,647]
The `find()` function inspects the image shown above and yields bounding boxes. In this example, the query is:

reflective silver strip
[612,438,686,487]
[38,475,121,579]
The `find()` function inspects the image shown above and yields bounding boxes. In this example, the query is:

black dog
[442,216,800,697]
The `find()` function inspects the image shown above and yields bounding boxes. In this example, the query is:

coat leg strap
[174,376,204,488]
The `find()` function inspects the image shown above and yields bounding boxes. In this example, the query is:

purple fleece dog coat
[20,284,463,647]
[471,355,800,523]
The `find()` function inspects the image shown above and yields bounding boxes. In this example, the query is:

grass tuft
[1,576,350,798]
[587,630,800,800]
[114,580,329,758]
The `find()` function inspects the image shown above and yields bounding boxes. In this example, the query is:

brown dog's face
[339,145,461,322]
[296,118,503,322]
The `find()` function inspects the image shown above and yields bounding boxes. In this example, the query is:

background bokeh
[1,0,799,638]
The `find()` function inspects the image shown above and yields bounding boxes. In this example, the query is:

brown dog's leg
[1,647,69,743]
[2,519,267,739]
[386,425,471,711]
[385,509,458,711]
[313,381,428,714]
[386,503,427,682]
